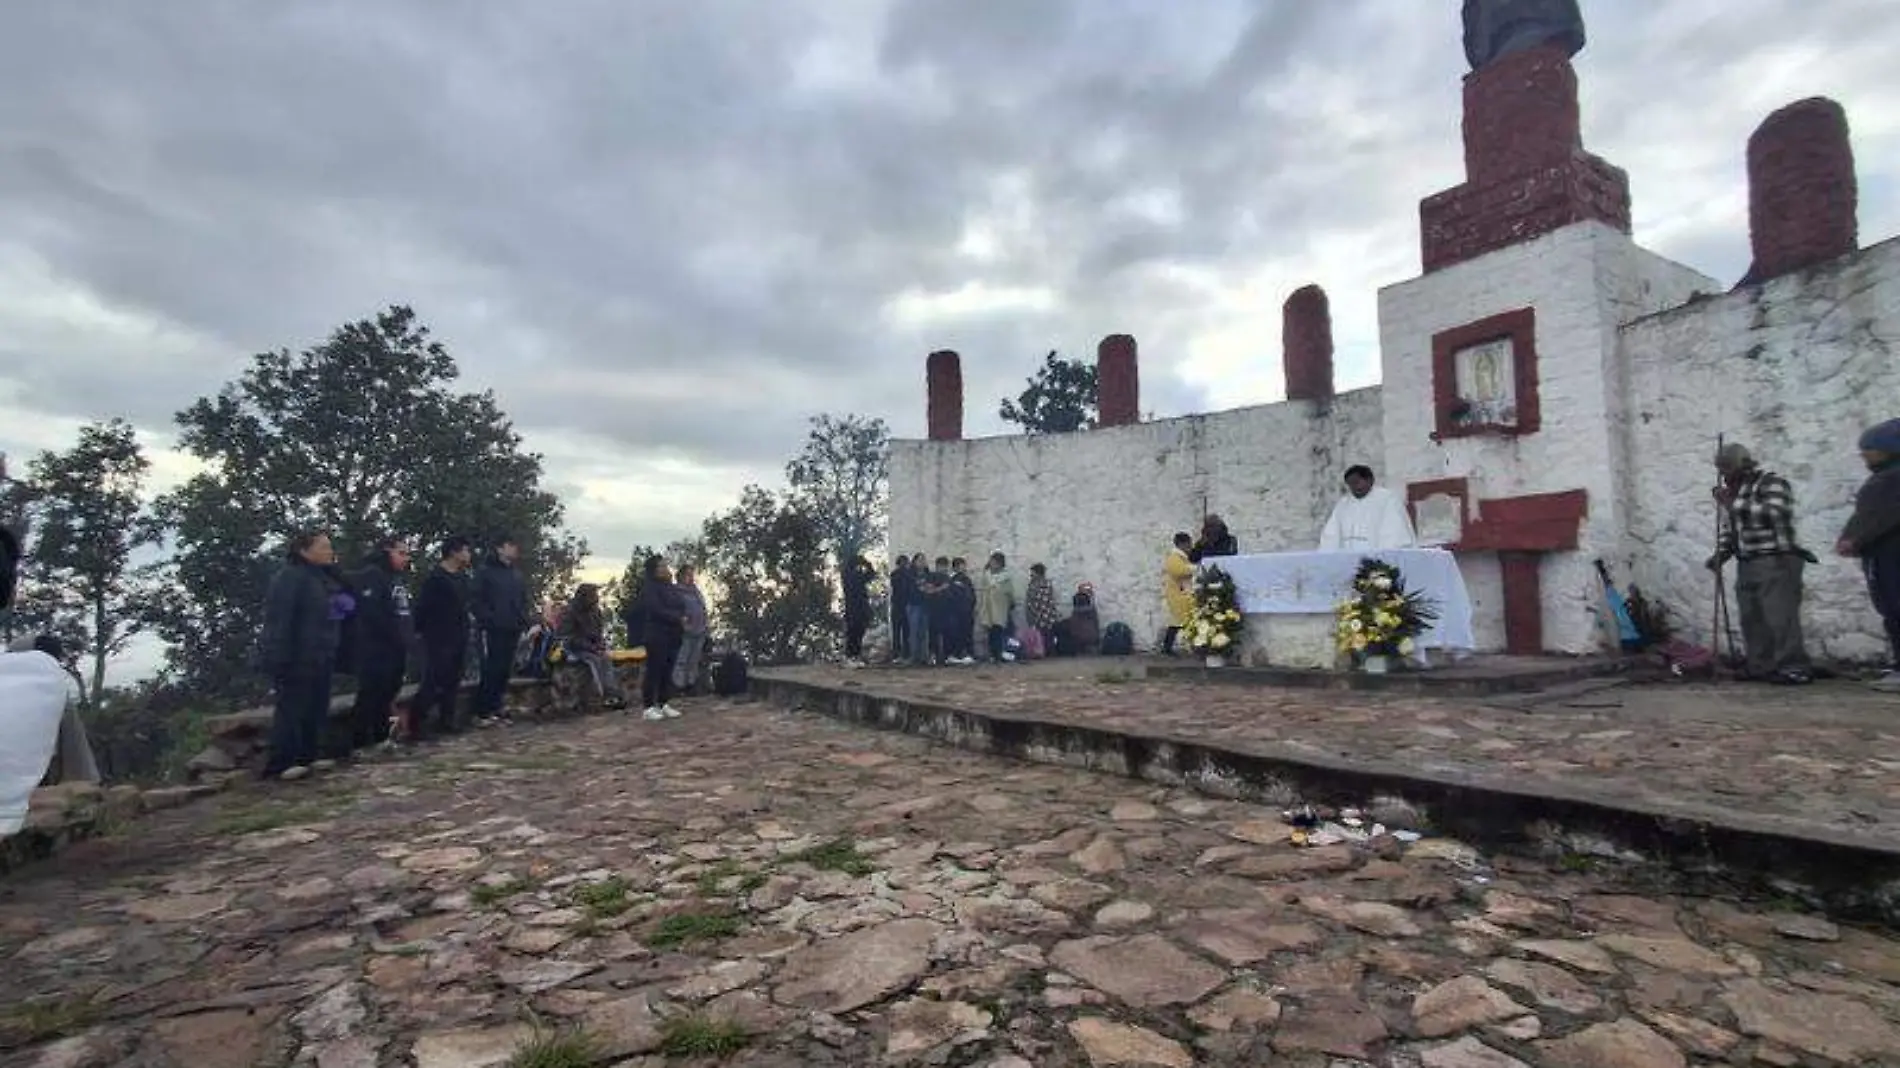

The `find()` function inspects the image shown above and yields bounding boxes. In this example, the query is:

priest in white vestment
[1318,466,1417,552]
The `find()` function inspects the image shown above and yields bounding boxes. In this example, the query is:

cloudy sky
[1,0,1895,678]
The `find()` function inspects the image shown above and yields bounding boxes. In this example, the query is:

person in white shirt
[1319,465,1417,552]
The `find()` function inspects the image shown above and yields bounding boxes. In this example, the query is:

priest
[1319,465,1417,552]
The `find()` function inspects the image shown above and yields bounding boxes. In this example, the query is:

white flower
[1372,575,1392,590]
[1211,632,1231,649]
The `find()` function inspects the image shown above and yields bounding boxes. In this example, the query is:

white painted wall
[1621,236,1900,663]
[1376,222,1716,652]
[889,388,1384,647]
[889,229,1900,664]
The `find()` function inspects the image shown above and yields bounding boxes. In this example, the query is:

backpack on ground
[1101,621,1135,656]
[713,651,750,696]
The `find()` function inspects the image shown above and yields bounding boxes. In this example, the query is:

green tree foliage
[785,413,889,566]
[20,419,161,706]
[150,306,585,703]
[998,350,1098,434]
[697,486,833,665]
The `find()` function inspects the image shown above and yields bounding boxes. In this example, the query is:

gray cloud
[0,0,1895,542]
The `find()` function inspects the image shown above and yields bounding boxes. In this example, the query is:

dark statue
[1462,0,1586,70]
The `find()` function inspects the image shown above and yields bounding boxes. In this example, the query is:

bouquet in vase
[1187,565,1244,658]
[1334,558,1438,661]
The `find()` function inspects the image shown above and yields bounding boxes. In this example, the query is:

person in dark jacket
[1840,418,1900,691]
[638,556,687,720]
[470,535,529,724]
[888,554,912,664]
[260,530,344,780]
[921,555,953,665]
[558,582,628,709]
[409,536,473,739]
[842,555,875,667]
[347,536,414,752]
[1188,514,1239,563]
[947,557,977,664]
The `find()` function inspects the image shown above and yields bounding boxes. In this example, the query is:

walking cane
[1710,434,1727,678]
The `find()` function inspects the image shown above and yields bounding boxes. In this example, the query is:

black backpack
[713,651,750,696]
[1101,621,1135,656]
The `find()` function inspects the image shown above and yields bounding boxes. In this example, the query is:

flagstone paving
[760,660,1900,843]
[4,698,1900,1067]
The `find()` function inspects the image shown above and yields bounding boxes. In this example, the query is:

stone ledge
[751,671,1900,927]
[1,778,235,876]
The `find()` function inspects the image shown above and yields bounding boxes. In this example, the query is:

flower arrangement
[1334,558,1438,661]
[1186,565,1244,656]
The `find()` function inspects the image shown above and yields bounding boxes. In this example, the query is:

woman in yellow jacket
[1162,532,1195,656]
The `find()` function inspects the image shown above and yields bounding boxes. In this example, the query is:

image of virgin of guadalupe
[1462,0,1585,70]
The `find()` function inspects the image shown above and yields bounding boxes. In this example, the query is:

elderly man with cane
[1707,442,1815,685]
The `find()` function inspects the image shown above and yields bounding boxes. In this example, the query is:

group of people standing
[259,533,710,783]
[882,552,1060,667]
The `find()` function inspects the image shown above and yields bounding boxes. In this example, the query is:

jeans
[845,615,868,659]
[266,670,332,776]
[905,604,930,663]
[476,627,519,716]
[572,649,626,702]
[986,624,1007,661]
[1865,542,1900,666]
[673,632,707,691]
[1735,554,1810,677]
[349,658,405,751]
[643,631,682,708]
[412,644,465,735]
[890,603,909,661]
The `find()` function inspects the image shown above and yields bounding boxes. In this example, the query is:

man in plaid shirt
[1707,442,1814,684]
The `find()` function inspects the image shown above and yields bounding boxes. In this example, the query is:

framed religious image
[1431,308,1541,440]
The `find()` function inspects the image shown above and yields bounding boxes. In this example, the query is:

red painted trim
[1405,477,1471,544]
[1430,308,1541,441]
[1461,489,1589,553]
[1499,551,1544,654]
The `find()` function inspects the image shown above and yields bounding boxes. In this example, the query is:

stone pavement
[758,659,1900,850]
[5,699,1900,1067]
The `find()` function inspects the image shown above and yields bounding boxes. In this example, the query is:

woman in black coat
[637,556,688,720]
[259,530,347,779]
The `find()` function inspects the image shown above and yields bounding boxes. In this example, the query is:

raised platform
[1149,653,1634,696]
[752,659,1900,925]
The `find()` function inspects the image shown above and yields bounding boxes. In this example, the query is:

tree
[603,544,660,647]
[698,486,833,665]
[999,350,1098,434]
[785,413,889,567]
[19,420,160,705]
[150,305,586,704]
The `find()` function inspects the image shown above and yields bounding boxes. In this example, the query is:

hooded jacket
[260,558,342,680]
[471,553,529,631]
[350,551,414,672]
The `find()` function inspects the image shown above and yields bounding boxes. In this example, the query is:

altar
[1213,549,1476,670]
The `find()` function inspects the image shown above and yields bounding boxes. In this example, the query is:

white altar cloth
[1211,549,1476,652]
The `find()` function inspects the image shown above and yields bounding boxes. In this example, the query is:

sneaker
[662,705,682,719]
[642,707,665,721]
[1771,669,1814,686]
[279,765,311,782]
[310,759,337,773]
[1871,671,1900,693]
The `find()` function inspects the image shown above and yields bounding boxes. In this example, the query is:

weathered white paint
[1621,236,1900,663]
[889,388,1383,648]
[1377,221,1717,652]
[891,228,1900,663]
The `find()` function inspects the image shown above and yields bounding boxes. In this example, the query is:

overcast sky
[1,1,1895,681]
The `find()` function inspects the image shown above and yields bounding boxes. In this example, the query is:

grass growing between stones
[658,1013,750,1058]
[646,910,743,950]
[506,1024,602,1068]
[212,799,343,836]
[0,997,99,1046]
[783,836,874,877]
[472,874,543,907]
[569,876,634,918]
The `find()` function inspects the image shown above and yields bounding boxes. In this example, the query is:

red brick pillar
[1739,97,1858,287]
[926,350,962,441]
[1097,334,1139,428]
[1462,46,1581,184]
[1282,284,1334,402]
